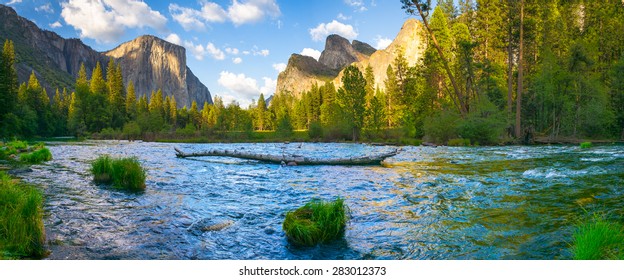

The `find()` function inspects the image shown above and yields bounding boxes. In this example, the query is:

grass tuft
[0,171,46,259]
[572,215,624,260]
[580,142,592,149]
[283,198,348,246]
[19,148,53,164]
[91,155,146,192]
[448,138,471,147]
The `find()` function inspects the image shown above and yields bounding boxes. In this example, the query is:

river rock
[188,218,234,235]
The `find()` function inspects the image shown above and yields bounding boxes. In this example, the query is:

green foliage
[424,109,461,144]
[308,121,323,140]
[0,172,46,259]
[339,65,367,141]
[572,215,624,260]
[580,142,592,149]
[447,138,471,147]
[19,148,52,164]
[122,121,141,140]
[282,198,348,246]
[91,155,146,192]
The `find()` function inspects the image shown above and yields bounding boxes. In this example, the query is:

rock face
[276,19,427,95]
[0,4,211,108]
[105,36,212,107]
[276,34,375,96]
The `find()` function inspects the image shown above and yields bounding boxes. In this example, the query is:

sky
[5,0,416,107]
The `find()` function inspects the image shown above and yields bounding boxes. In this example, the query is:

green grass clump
[572,215,624,260]
[19,148,52,164]
[580,142,592,149]
[91,155,146,192]
[7,140,28,151]
[447,138,471,147]
[283,198,348,246]
[0,171,46,259]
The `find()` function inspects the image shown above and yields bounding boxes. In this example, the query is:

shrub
[308,121,323,140]
[572,215,624,260]
[91,155,146,192]
[423,110,460,144]
[0,172,46,259]
[580,142,592,149]
[122,121,142,140]
[447,138,471,147]
[283,198,348,246]
[19,148,52,164]
[7,140,28,151]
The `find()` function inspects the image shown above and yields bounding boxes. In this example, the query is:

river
[18,141,624,260]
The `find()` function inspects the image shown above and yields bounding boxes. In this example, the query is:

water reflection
[19,141,624,259]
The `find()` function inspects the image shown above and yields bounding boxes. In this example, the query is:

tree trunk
[515,0,524,139]
[174,147,398,166]
[414,2,467,117]
[507,0,514,116]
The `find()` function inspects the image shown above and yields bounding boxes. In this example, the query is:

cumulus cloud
[337,13,351,21]
[61,0,167,44]
[170,0,280,30]
[300,48,321,61]
[344,0,367,11]
[6,0,22,5]
[165,33,182,45]
[233,57,243,64]
[310,20,358,42]
[36,3,54,13]
[253,48,270,57]
[374,36,392,50]
[218,71,276,105]
[206,42,226,60]
[169,2,227,31]
[272,63,287,72]
[49,21,62,29]
[226,47,240,55]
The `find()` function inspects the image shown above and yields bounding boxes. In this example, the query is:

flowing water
[18,141,624,260]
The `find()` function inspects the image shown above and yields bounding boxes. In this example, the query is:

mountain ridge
[0,4,212,108]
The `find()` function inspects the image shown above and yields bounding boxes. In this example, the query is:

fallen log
[174,147,398,166]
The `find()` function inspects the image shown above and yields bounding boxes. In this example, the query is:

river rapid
[18,141,624,259]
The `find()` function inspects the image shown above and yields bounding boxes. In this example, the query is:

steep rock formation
[0,4,211,108]
[276,34,375,96]
[333,19,428,90]
[276,54,336,96]
[105,35,212,107]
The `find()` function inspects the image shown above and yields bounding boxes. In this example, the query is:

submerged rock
[187,218,234,235]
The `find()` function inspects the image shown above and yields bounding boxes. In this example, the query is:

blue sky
[5,0,415,107]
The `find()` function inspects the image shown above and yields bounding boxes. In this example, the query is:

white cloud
[206,42,225,60]
[337,13,351,21]
[36,3,54,13]
[218,72,276,106]
[169,4,207,31]
[300,48,321,61]
[344,0,367,11]
[169,2,227,31]
[49,21,62,29]
[170,0,280,29]
[226,47,239,55]
[374,36,392,50]
[242,51,251,55]
[184,40,206,60]
[254,49,270,57]
[272,63,287,72]
[61,0,167,44]
[310,20,358,42]
[6,0,22,5]
[165,33,182,45]
[233,57,243,64]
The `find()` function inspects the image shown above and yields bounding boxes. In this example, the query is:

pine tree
[125,81,137,120]
[338,65,367,141]
[0,40,18,127]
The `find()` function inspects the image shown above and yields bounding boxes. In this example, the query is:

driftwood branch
[174,147,397,166]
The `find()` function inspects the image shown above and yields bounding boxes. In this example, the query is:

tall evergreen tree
[338,65,367,141]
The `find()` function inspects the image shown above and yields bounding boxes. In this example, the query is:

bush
[308,121,323,140]
[0,171,46,259]
[283,198,348,246]
[572,215,624,260]
[7,140,28,151]
[19,148,52,164]
[423,110,460,144]
[122,121,142,140]
[447,138,471,147]
[580,142,592,149]
[91,155,146,192]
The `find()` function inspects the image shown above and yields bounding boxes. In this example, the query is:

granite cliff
[276,19,427,95]
[0,4,211,108]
